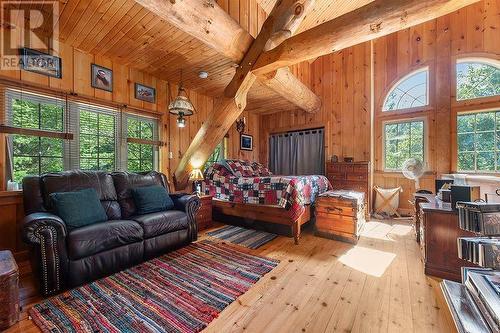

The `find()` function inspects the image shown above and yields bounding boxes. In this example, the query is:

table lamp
[189,168,204,196]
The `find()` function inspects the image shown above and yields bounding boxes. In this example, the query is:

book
[484,274,500,296]
[465,272,500,331]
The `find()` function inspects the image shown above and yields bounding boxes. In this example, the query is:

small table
[0,250,19,330]
[196,195,213,232]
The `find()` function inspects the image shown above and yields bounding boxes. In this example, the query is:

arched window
[382,67,429,111]
[456,58,500,101]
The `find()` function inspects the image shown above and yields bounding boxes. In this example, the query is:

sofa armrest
[22,213,68,295]
[170,193,201,241]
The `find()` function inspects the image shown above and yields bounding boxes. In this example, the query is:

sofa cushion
[50,188,108,230]
[131,185,174,214]
[131,210,188,238]
[41,170,121,220]
[67,220,143,260]
[112,171,169,218]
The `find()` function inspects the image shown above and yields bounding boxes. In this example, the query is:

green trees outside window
[127,117,156,172]
[384,120,424,170]
[11,98,64,182]
[203,138,227,172]
[79,110,116,171]
[457,111,500,172]
[456,60,500,101]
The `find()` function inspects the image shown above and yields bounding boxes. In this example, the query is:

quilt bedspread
[204,165,331,221]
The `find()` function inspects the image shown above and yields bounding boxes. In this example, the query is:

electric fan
[401,158,424,189]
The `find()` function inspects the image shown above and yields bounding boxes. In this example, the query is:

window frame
[456,107,500,174]
[382,117,427,172]
[452,54,500,109]
[381,66,430,113]
[123,113,160,172]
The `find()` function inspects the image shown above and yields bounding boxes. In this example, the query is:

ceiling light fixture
[168,69,195,128]
[198,71,208,79]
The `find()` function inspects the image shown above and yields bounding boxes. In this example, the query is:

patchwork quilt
[204,160,331,221]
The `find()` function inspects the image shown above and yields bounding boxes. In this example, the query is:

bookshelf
[440,201,500,333]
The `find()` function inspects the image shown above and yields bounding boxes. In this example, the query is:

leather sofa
[22,170,200,296]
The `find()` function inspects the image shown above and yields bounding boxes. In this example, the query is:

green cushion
[131,185,174,215]
[50,188,108,230]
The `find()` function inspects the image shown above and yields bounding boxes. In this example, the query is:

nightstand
[196,195,213,231]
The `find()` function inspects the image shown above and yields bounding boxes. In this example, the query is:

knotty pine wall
[258,0,500,213]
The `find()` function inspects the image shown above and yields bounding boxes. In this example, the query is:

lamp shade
[168,86,195,116]
[189,168,204,181]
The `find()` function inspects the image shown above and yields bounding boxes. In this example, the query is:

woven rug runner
[207,225,278,249]
[29,240,279,333]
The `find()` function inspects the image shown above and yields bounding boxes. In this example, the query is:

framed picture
[134,83,156,103]
[19,48,62,78]
[240,134,253,151]
[91,64,113,92]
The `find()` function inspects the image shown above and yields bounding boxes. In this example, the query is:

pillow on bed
[225,159,254,177]
[251,162,273,176]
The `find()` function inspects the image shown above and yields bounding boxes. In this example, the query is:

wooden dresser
[418,197,478,281]
[196,195,213,232]
[326,161,370,211]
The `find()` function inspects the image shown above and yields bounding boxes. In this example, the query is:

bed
[203,160,331,244]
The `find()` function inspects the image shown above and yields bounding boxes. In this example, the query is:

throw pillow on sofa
[50,188,108,230]
[131,185,174,214]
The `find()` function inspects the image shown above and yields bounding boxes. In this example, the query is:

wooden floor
[7,219,454,333]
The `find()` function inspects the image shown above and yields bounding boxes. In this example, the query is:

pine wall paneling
[258,0,500,213]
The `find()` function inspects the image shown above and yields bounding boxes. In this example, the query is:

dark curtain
[269,128,324,175]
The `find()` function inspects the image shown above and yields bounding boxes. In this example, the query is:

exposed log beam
[134,0,320,113]
[174,0,314,189]
[252,0,481,75]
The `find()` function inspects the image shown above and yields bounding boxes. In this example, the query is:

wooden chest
[315,190,366,244]
[0,250,19,330]
[196,195,213,231]
[326,161,370,213]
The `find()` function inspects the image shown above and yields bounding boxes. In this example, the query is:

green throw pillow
[131,185,174,215]
[50,188,108,230]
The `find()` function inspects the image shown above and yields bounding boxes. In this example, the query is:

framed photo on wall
[19,48,62,78]
[134,83,156,103]
[240,134,253,151]
[91,64,113,92]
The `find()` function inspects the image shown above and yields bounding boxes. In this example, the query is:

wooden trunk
[0,250,19,330]
[315,191,366,244]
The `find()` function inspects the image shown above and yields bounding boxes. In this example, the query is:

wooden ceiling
[17,0,373,113]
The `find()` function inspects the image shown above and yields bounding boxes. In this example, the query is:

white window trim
[382,66,430,112]
[456,107,500,174]
[382,117,427,172]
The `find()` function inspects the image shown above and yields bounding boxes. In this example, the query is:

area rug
[207,225,278,249]
[29,240,279,333]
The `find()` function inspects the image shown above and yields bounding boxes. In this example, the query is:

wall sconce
[236,116,246,134]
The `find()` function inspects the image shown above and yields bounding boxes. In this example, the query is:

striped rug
[29,240,279,333]
[207,225,278,249]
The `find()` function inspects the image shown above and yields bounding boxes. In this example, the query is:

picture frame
[240,134,253,151]
[19,48,62,78]
[134,83,156,103]
[91,64,113,92]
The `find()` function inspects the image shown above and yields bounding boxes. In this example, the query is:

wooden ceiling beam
[173,0,314,189]
[252,0,482,75]
[134,0,320,113]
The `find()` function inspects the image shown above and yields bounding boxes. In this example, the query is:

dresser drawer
[346,173,367,182]
[327,172,344,181]
[353,164,369,173]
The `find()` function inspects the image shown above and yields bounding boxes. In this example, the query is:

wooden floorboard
[6,218,453,333]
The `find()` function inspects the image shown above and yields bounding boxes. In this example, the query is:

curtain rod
[270,126,324,136]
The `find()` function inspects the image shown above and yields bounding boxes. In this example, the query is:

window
[456,58,500,101]
[5,88,161,183]
[383,68,429,111]
[126,116,158,172]
[6,91,66,182]
[384,120,424,170]
[73,103,117,171]
[457,110,500,172]
[203,138,228,171]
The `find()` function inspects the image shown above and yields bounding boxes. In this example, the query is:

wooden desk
[418,196,478,281]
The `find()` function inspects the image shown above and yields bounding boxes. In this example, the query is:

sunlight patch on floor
[338,245,396,277]
[360,220,414,241]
